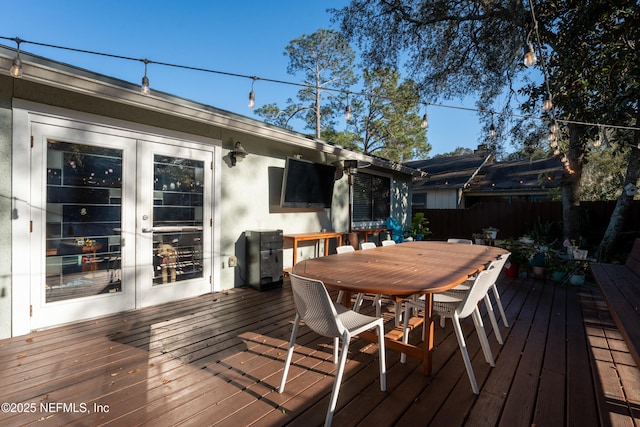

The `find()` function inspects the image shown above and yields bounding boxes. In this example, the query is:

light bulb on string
[344,92,351,120]
[523,42,537,67]
[593,126,602,147]
[10,38,23,78]
[141,59,150,95]
[420,105,428,129]
[543,96,552,111]
[248,77,257,108]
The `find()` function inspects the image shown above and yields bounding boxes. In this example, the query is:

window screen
[352,173,391,221]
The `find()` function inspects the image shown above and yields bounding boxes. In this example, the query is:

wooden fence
[414,201,640,247]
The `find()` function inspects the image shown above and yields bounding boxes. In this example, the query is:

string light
[141,59,150,95]
[1,35,638,136]
[420,105,428,129]
[9,37,22,78]
[593,126,602,147]
[344,92,351,120]
[248,77,257,108]
[523,42,537,67]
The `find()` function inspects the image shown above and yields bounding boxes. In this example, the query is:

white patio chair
[439,253,511,343]
[279,273,386,427]
[334,245,359,305]
[357,241,390,316]
[446,239,510,332]
[400,267,498,394]
[447,238,473,244]
[335,244,355,254]
[360,242,377,250]
[381,239,396,246]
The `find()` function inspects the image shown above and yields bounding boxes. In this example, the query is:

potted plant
[500,239,528,278]
[546,250,572,282]
[408,212,431,241]
[472,233,485,245]
[483,226,499,240]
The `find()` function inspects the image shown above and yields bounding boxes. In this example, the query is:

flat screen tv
[280,157,336,209]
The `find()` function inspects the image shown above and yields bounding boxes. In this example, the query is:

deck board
[1,273,639,426]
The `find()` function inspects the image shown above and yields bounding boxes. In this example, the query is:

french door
[27,121,214,329]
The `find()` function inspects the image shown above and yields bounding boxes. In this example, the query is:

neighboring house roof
[406,152,492,190]
[465,156,564,194]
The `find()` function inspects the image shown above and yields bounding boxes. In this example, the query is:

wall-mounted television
[280,157,336,209]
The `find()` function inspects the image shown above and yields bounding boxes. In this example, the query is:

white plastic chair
[279,273,386,426]
[401,267,499,394]
[447,238,473,244]
[336,245,355,254]
[334,245,358,305]
[357,242,388,315]
[360,242,377,250]
[381,239,396,246]
[440,254,511,343]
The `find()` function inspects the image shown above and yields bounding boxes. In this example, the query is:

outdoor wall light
[230,141,248,166]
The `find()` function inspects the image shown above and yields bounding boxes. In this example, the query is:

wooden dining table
[291,240,508,374]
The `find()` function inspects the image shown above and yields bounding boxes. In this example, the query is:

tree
[254,29,357,139]
[333,1,639,259]
[344,68,430,162]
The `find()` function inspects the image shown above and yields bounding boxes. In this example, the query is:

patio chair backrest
[381,240,396,246]
[336,245,355,254]
[360,242,377,250]
[447,238,473,244]
[289,273,343,338]
[458,268,495,319]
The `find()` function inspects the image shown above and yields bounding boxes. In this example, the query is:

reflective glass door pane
[45,141,123,302]
[152,155,204,286]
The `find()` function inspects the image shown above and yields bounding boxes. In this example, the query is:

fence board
[414,201,640,244]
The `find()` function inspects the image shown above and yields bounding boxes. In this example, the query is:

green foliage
[408,212,431,236]
[346,68,431,162]
[333,0,640,249]
[254,29,357,139]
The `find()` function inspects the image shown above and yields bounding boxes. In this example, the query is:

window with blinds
[352,172,391,222]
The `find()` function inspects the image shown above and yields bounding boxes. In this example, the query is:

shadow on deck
[1,273,639,426]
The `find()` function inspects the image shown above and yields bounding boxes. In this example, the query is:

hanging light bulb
[593,126,602,147]
[248,77,256,108]
[420,113,428,129]
[543,96,552,111]
[10,38,23,78]
[344,92,351,120]
[10,57,22,78]
[554,148,560,156]
[141,60,150,95]
[523,42,537,67]
[550,122,559,134]
[489,113,496,138]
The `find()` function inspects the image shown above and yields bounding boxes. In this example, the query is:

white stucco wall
[218,140,350,289]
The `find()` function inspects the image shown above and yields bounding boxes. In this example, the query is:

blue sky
[1,0,486,157]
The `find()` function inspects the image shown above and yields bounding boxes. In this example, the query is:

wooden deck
[1,273,639,426]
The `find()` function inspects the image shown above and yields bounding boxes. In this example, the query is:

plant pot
[505,262,520,278]
[415,234,424,241]
[569,274,585,286]
[551,271,567,282]
[532,266,545,278]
